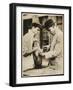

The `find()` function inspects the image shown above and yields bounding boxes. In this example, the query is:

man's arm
[23,47,38,57]
[41,43,62,59]
[50,35,57,50]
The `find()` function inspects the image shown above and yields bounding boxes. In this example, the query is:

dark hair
[32,23,42,30]
[44,19,55,30]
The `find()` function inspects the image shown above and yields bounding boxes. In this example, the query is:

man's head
[44,19,56,35]
[32,21,43,35]
[31,25,40,35]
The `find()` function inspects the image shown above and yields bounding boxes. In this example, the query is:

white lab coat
[22,30,34,71]
[45,27,64,73]
[22,28,40,71]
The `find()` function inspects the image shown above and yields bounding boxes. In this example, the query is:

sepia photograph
[10,3,71,86]
[21,13,64,77]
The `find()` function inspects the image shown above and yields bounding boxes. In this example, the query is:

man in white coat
[22,16,42,73]
[41,19,64,74]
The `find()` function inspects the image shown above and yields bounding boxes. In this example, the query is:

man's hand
[23,53,29,57]
[42,51,55,59]
[39,51,53,59]
[39,52,45,57]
